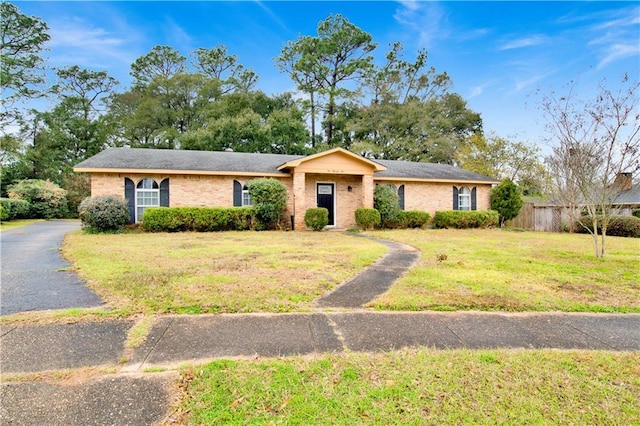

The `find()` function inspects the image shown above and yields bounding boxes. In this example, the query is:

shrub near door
[305,208,329,231]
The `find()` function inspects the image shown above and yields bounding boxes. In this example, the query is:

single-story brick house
[74,147,500,230]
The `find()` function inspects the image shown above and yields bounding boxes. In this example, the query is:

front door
[316,183,335,226]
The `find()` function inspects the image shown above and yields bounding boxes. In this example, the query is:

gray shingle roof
[375,159,498,182]
[74,148,499,182]
[75,148,300,175]
[615,185,640,205]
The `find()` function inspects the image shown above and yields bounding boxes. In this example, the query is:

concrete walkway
[315,235,420,308]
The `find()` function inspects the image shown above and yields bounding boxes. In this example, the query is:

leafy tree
[456,134,552,196]
[130,45,186,88]
[276,14,376,147]
[0,2,50,126]
[193,45,258,94]
[52,65,118,120]
[22,66,117,187]
[180,91,309,154]
[275,35,324,147]
[351,94,481,163]
[542,75,640,257]
[490,179,523,226]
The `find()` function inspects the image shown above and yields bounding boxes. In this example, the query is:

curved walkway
[314,234,420,308]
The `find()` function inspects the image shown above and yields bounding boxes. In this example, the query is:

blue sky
[15,1,640,151]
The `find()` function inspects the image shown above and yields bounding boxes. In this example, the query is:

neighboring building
[74,147,500,230]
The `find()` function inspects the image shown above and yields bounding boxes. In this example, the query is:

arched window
[458,186,471,211]
[136,178,159,222]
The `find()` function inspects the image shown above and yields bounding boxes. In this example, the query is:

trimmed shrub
[374,185,401,228]
[78,195,130,232]
[355,208,381,230]
[305,208,329,231]
[0,205,6,221]
[7,179,68,219]
[0,198,30,220]
[433,210,500,229]
[401,210,431,229]
[142,207,254,232]
[247,178,288,230]
[491,179,523,226]
[576,215,640,238]
[632,210,640,219]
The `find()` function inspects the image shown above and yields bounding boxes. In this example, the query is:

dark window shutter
[160,178,170,207]
[233,180,242,206]
[471,187,477,211]
[398,185,405,210]
[453,186,459,210]
[124,178,135,224]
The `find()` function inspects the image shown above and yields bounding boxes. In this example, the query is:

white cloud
[499,35,548,50]
[46,17,138,75]
[162,17,194,53]
[393,1,448,48]
[596,43,640,70]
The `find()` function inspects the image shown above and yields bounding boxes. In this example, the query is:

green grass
[365,229,640,313]
[63,231,387,315]
[181,349,640,424]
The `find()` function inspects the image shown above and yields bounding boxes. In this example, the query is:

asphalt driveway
[0,221,103,316]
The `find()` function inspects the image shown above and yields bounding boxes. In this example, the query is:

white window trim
[242,185,253,206]
[458,186,471,211]
[135,179,160,222]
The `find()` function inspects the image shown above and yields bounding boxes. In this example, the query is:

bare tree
[542,75,640,257]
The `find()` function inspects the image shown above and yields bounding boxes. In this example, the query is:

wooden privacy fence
[505,202,571,232]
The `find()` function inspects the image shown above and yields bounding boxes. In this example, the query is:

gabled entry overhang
[277,147,386,175]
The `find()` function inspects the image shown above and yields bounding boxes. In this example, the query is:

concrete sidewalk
[3,312,639,374]
[2,312,639,425]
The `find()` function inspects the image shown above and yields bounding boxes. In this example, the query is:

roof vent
[224,147,234,152]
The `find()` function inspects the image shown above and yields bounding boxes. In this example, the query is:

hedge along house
[74,147,500,230]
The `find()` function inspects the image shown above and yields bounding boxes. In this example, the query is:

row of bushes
[355,208,433,230]
[575,215,640,238]
[142,207,255,232]
[433,210,500,229]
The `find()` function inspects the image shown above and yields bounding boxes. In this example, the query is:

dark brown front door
[317,183,335,226]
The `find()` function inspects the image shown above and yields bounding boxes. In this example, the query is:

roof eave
[73,167,290,178]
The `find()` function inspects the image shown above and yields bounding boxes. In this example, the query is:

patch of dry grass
[366,229,640,312]
[63,231,386,315]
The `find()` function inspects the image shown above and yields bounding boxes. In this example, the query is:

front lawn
[366,229,640,312]
[180,349,640,424]
[62,228,640,315]
[63,231,386,315]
